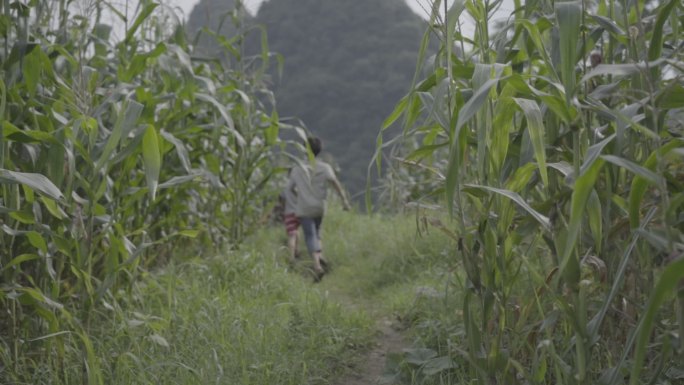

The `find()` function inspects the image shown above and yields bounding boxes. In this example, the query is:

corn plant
[376,0,684,383]
[0,0,283,382]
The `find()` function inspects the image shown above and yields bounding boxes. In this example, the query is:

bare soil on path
[316,271,410,385]
[332,314,406,385]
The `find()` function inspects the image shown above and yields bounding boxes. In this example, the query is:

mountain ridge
[187,0,428,197]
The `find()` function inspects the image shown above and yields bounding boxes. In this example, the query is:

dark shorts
[284,213,300,235]
[300,216,323,254]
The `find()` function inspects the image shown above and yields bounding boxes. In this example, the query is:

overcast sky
[166,0,442,20]
[99,0,513,41]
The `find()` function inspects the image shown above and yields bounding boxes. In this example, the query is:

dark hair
[307,136,322,156]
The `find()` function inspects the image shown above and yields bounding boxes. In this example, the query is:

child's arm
[330,178,351,211]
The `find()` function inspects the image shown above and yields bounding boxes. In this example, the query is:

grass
[253,204,457,314]
[253,203,462,383]
[5,242,371,385]
[98,254,374,385]
[2,205,460,384]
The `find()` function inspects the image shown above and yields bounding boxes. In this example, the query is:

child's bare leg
[317,239,329,271]
[287,232,298,262]
[312,251,322,271]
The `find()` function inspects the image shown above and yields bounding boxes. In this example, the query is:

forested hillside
[185,0,252,58]
[187,0,427,196]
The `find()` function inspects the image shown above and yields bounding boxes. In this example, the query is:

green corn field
[375,0,684,383]
[1,0,683,384]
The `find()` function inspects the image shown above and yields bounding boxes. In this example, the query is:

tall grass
[251,203,461,381]
[375,0,684,383]
[2,244,374,384]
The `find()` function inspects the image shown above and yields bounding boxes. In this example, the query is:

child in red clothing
[281,169,300,263]
[287,137,350,281]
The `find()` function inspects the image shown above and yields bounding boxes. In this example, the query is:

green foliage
[4,247,373,384]
[375,0,684,383]
[0,0,286,382]
[322,206,454,300]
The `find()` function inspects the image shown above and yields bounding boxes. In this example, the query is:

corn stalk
[374,0,684,383]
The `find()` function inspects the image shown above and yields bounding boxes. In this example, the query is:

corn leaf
[142,125,161,200]
[455,78,501,135]
[124,2,158,43]
[446,0,467,77]
[76,332,103,385]
[464,184,551,231]
[579,134,615,177]
[656,83,684,109]
[0,169,63,200]
[555,1,582,101]
[629,255,684,385]
[160,130,192,173]
[122,43,167,82]
[648,0,677,62]
[26,231,47,253]
[1,253,39,272]
[601,155,664,185]
[581,59,666,83]
[22,44,41,97]
[158,174,203,189]
[381,96,409,130]
[0,80,5,166]
[514,98,548,187]
[588,208,657,344]
[19,287,63,310]
[587,189,602,253]
[628,139,683,228]
[559,159,605,286]
[515,19,555,77]
[177,230,200,238]
[590,15,625,36]
[446,76,502,214]
[195,93,245,147]
[95,100,143,172]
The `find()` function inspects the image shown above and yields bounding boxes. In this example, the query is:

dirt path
[332,315,407,385]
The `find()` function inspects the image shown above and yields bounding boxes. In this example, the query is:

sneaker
[313,268,326,283]
[320,258,330,272]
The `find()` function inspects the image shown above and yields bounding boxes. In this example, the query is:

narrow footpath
[281,211,448,384]
[315,269,411,385]
[332,315,407,385]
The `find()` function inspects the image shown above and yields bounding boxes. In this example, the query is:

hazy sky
[167,0,439,19]
[166,0,514,29]
[101,0,513,41]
